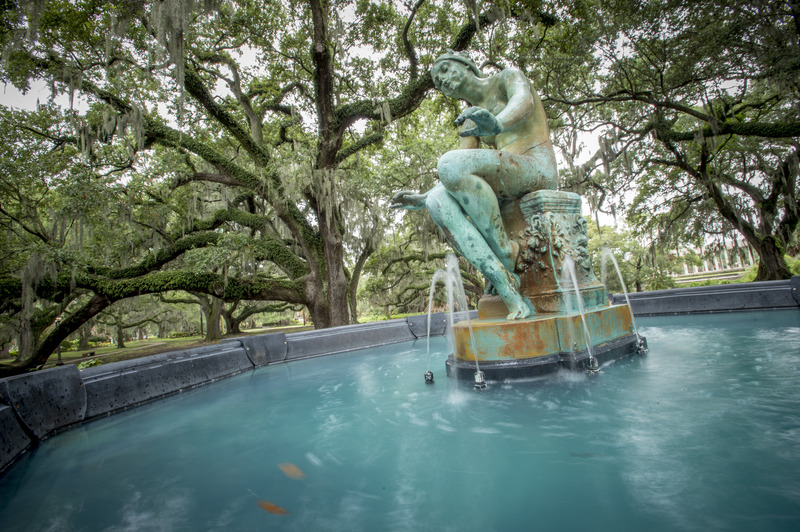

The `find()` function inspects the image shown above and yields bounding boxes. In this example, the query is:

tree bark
[204,296,223,341]
[78,323,90,350]
[115,320,127,349]
[0,295,111,378]
[754,237,792,281]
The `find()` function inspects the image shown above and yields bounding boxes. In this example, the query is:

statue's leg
[426,187,531,319]
[437,150,529,272]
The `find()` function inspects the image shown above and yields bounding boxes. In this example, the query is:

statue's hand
[390,190,427,211]
[455,106,503,137]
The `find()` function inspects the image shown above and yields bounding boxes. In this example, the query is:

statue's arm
[454,70,535,137]
[492,69,535,131]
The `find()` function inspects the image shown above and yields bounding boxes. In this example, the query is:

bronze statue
[391,50,558,319]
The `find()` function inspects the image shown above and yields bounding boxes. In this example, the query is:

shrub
[59,340,75,351]
[77,359,103,369]
[787,256,800,276]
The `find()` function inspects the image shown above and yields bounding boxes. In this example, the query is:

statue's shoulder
[496,67,531,85]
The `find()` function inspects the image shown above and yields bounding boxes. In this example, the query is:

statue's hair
[433,49,482,77]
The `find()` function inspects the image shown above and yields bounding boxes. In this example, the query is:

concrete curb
[231,332,288,366]
[286,319,416,360]
[609,277,800,315]
[407,312,448,338]
[0,365,86,440]
[0,405,31,471]
[81,343,253,420]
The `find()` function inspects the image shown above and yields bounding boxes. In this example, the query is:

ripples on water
[1,310,799,531]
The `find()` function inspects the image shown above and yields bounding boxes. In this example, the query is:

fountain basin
[0,309,798,531]
[447,304,643,380]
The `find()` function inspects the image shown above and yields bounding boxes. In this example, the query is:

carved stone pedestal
[450,190,644,381]
[479,190,606,318]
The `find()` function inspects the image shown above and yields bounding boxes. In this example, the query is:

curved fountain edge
[2,278,799,474]
[609,276,800,315]
[0,312,449,474]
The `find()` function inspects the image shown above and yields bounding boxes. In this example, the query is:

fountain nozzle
[424,370,435,384]
[586,356,600,373]
[474,370,487,390]
[636,338,648,355]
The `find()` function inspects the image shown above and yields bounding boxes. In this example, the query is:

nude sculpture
[390,50,558,319]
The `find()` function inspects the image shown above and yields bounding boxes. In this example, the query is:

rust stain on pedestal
[453,305,634,363]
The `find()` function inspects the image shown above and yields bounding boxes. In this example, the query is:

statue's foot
[506,301,532,320]
[503,287,532,320]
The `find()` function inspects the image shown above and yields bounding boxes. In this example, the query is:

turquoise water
[1,310,799,531]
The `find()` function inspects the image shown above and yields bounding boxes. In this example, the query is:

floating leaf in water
[257,500,289,515]
[278,463,306,479]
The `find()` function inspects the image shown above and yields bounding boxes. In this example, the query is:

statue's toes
[506,306,532,320]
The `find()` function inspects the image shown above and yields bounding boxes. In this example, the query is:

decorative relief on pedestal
[517,214,550,273]
[516,191,600,288]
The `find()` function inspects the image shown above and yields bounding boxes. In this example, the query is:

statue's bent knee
[436,150,467,191]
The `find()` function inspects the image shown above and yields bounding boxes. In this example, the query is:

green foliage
[788,256,800,276]
[548,0,799,281]
[77,358,103,369]
[3,0,797,375]
[587,218,679,293]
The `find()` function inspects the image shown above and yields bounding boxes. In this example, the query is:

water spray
[601,248,642,344]
[424,270,448,384]
[424,254,486,389]
[562,256,599,373]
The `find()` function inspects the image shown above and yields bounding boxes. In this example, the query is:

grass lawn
[40,337,211,369]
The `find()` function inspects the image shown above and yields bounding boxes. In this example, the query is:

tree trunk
[305,273,353,329]
[17,319,36,363]
[316,205,351,328]
[1,295,112,378]
[635,257,643,292]
[78,323,90,350]
[205,297,223,341]
[116,321,126,349]
[221,311,242,335]
[754,237,792,281]
[327,274,352,327]
[348,285,359,324]
[306,294,327,329]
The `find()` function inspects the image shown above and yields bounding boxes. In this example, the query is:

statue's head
[431,49,482,98]
[433,49,482,76]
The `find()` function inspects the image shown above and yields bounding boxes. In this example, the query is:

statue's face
[432,60,469,98]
